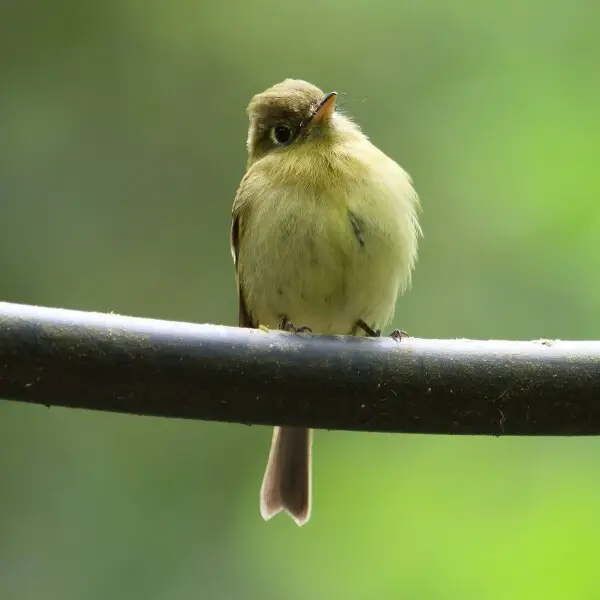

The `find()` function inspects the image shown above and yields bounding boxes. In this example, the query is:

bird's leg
[356,319,380,337]
[279,316,312,334]
[356,319,408,342]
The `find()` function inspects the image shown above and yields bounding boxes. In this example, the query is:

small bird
[230,79,421,526]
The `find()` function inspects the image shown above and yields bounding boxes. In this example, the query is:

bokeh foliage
[2,1,600,598]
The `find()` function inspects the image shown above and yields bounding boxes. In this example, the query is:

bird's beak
[311,91,337,125]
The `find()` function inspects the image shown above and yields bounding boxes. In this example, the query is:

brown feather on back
[230,207,254,328]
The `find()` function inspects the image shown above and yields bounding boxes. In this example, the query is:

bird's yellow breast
[236,141,419,335]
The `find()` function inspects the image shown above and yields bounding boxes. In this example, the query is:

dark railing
[1,302,599,435]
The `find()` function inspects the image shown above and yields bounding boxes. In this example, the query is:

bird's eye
[270,125,293,145]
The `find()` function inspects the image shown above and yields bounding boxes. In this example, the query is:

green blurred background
[2,1,600,598]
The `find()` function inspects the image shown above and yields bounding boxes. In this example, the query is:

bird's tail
[259,426,312,526]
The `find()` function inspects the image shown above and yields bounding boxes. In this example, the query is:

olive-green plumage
[231,79,421,526]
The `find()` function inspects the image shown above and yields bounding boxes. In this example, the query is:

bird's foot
[279,317,312,334]
[258,325,271,333]
[390,329,408,342]
[356,319,408,342]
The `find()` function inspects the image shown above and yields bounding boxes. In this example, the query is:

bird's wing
[231,178,255,328]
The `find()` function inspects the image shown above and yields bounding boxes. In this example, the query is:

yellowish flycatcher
[231,79,421,526]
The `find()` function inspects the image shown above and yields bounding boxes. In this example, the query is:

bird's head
[245,79,358,167]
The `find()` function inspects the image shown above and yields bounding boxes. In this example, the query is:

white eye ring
[270,125,293,145]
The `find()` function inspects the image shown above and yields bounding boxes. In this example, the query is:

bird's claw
[356,319,408,341]
[390,329,408,342]
[279,317,312,334]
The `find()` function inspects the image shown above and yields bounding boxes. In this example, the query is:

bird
[230,79,421,526]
